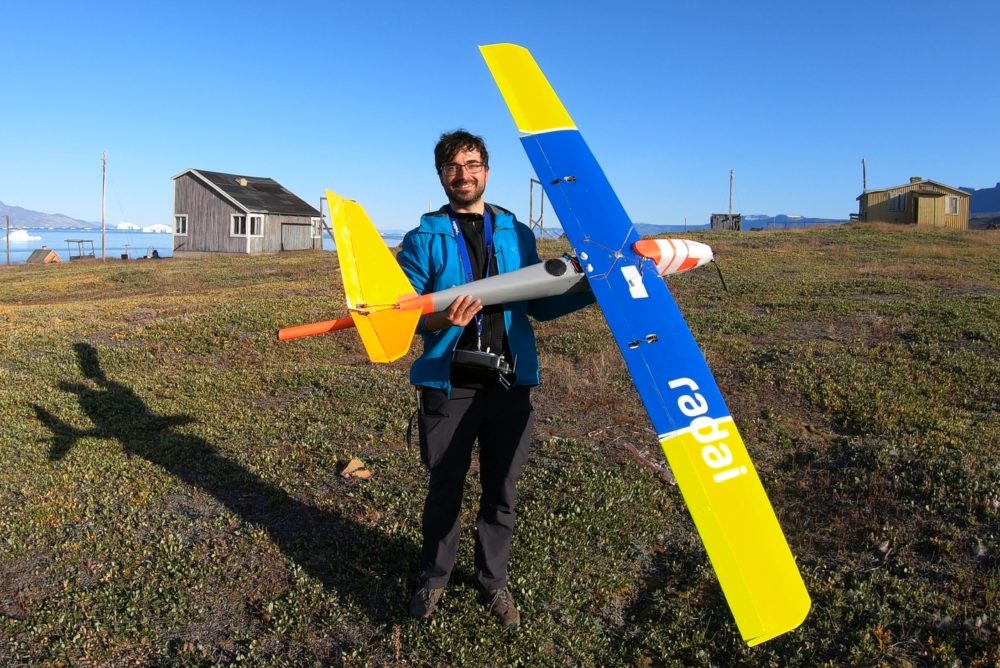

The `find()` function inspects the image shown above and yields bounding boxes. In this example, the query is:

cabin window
[311,217,323,239]
[174,214,188,235]
[946,196,959,215]
[232,214,247,236]
[249,215,264,236]
[889,194,907,212]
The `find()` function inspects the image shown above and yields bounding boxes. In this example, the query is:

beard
[444,178,486,209]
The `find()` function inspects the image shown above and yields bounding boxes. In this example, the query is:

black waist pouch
[451,349,513,389]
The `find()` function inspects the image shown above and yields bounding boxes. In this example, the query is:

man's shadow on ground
[33,342,416,624]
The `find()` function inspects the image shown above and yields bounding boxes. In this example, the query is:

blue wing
[481,43,810,646]
[521,129,730,437]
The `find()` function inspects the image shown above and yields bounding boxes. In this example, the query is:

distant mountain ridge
[535,216,846,238]
[533,222,708,238]
[0,201,98,229]
[961,183,1000,215]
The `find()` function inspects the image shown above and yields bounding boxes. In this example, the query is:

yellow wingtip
[659,421,811,645]
[745,595,811,646]
[480,43,576,134]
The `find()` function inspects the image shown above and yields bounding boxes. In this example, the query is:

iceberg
[8,229,42,243]
[142,224,172,234]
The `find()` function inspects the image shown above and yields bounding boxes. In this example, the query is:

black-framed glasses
[441,161,486,176]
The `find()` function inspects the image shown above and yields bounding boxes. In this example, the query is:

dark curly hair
[434,129,489,174]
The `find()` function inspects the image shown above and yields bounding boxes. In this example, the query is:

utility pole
[728,170,734,217]
[728,169,735,229]
[4,215,9,265]
[101,151,107,261]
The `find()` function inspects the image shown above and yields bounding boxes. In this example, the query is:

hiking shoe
[408,586,443,619]
[479,587,520,630]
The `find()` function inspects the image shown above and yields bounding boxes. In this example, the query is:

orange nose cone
[632,239,663,264]
[632,238,714,276]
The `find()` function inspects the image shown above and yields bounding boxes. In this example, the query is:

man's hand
[422,295,482,331]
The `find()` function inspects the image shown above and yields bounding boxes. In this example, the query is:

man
[396,130,593,629]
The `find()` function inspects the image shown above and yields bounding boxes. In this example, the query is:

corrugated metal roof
[173,169,321,216]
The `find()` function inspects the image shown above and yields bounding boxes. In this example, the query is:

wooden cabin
[26,247,62,264]
[172,169,323,258]
[710,213,742,231]
[856,177,969,230]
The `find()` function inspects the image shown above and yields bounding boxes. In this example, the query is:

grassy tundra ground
[0,224,997,666]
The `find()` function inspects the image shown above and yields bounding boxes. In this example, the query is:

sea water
[2,229,173,265]
[1,228,407,265]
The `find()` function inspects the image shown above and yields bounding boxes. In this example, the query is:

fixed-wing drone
[279,44,809,645]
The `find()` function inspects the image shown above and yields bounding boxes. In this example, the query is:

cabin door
[914,196,938,227]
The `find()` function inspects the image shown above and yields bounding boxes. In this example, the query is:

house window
[232,214,247,236]
[174,214,188,235]
[249,215,263,236]
[311,217,323,239]
[889,194,907,212]
[946,196,959,215]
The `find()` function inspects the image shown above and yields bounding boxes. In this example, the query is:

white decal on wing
[620,265,649,299]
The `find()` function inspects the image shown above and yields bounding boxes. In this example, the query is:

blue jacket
[397,204,594,394]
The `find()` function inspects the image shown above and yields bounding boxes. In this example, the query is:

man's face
[439,148,489,211]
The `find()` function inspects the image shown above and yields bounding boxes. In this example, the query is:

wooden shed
[856,177,969,230]
[710,213,742,231]
[172,169,323,258]
[26,247,62,264]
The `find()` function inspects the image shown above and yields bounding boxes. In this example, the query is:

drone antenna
[714,256,730,293]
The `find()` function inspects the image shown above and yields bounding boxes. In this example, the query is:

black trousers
[416,384,535,591]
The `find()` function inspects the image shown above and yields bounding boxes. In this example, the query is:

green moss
[1,226,998,665]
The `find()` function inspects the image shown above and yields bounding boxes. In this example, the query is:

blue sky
[3,1,998,231]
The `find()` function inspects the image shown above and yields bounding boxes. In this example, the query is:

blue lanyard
[448,206,493,347]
